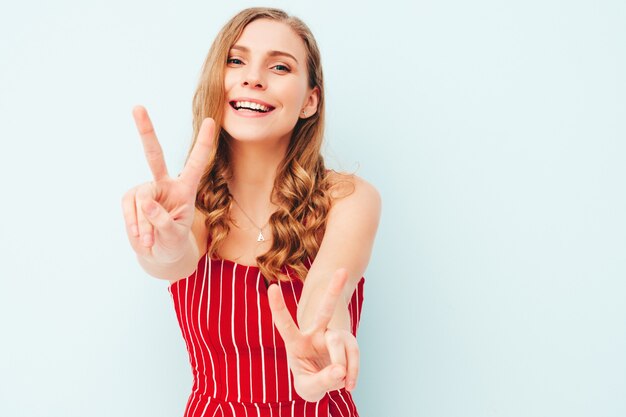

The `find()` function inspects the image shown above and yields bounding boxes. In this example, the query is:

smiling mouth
[229,101,276,113]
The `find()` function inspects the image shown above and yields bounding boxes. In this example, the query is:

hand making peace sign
[267,268,359,403]
[121,105,215,264]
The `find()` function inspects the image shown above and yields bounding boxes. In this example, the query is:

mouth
[229,100,276,114]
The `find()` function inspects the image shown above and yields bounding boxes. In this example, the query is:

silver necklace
[231,197,272,242]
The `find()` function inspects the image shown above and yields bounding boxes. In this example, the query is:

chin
[223,122,293,144]
[227,131,288,145]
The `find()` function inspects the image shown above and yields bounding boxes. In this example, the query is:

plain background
[1,0,625,416]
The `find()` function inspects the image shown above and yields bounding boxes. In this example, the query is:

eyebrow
[230,44,299,64]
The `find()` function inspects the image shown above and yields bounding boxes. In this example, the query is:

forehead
[232,19,306,62]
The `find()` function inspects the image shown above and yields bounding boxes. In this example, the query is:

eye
[273,64,291,73]
[226,57,290,73]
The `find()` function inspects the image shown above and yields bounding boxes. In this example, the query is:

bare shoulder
[326,171,382,219]
[315,171,381,290]
[327,170,381,204]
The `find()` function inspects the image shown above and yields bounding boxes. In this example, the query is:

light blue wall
[1,1,624,416]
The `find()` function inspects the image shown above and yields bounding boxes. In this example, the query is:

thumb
[142,200,160,218]
[141,200,177,236]
[319,364,346,392]
[292,365,345,403]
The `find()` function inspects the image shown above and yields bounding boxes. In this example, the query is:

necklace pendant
[257,231,265,242]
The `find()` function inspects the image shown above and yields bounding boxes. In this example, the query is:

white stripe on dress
[244,266,253,402]
[354,280,361,333]
[184,270,202,414]
[217,260,229,399]
[191,266,209,417]
[288,276,298,308]
[231,264,242,402]
[190,267,208,417]
[328,395,346,417]
[174,284,194,417]
[255,270,267,403]
[198,395,213,417]
[286,271,298,402]
[272,310,279,403]
[336,390,353,416]
[207,258,217,397]
[276,280,292,402]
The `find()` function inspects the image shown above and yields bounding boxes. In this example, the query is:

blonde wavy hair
[184,7,354,283]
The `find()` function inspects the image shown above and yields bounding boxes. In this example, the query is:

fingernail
[142,234,152,245]
[131,224,138,237]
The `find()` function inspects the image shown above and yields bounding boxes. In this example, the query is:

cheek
[223,73,236,92]
[279,85,306,112]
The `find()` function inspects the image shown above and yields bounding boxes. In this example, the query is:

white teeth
[234,100,271,112]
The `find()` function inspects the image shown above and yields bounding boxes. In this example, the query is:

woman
[122,7,380,417]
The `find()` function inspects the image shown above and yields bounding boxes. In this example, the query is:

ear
[300,86,320,119]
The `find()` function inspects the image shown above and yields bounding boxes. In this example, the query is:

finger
[135,183,156,247]
[325,329,347,369]
[343,335,359,392]
[325,329,347,379]
[121,188,140,237]
[292,374,331,403]
[132,105,170,182]
[301,363,346,397]
[312,268,349,332]
[267,283,301,347]
[121,189,141,249]
[140,198,184,247]
[179,117,215,188]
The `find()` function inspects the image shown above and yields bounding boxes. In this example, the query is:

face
[222,19,319,145]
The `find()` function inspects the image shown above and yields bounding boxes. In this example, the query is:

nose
[241,66,265,89]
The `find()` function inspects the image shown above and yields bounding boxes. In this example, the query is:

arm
[265,174,382,401]
[296,175,382,332]
[136,230,199,280]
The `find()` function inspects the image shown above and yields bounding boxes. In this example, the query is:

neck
[227,137,289,213]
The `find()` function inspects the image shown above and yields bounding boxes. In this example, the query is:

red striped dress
[167,247,365,417]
